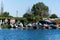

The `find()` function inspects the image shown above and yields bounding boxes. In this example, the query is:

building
[0,1,4,15]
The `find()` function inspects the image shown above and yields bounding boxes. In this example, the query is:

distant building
[0,1,4,15]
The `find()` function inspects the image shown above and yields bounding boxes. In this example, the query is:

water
[0,30,60,40]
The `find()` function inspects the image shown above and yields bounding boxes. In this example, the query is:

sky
[0,0,60,17]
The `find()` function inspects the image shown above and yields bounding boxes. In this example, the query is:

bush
[2,24,10,29]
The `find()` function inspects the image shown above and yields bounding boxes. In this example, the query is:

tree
[20,18,28,23]
[0,12,13,19]
[1,12,9,17]
[23,13,35,22]
[31,2,49,18]
[50,14,58,18]
[23,2,49,22]
[23,13,30,18]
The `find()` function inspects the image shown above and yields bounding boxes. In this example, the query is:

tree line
[0,2,58,23]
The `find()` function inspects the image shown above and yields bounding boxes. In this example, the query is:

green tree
[1,12,9,17]
[31,2,49,18]
[20,18,28,23]
[50,14,58,18]
[23,2,49,22]
[0,12,13,19]
[23,13,35,22]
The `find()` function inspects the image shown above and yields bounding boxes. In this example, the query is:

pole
[16,10,18,17]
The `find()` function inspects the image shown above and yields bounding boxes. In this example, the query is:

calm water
[0,30,60,40]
